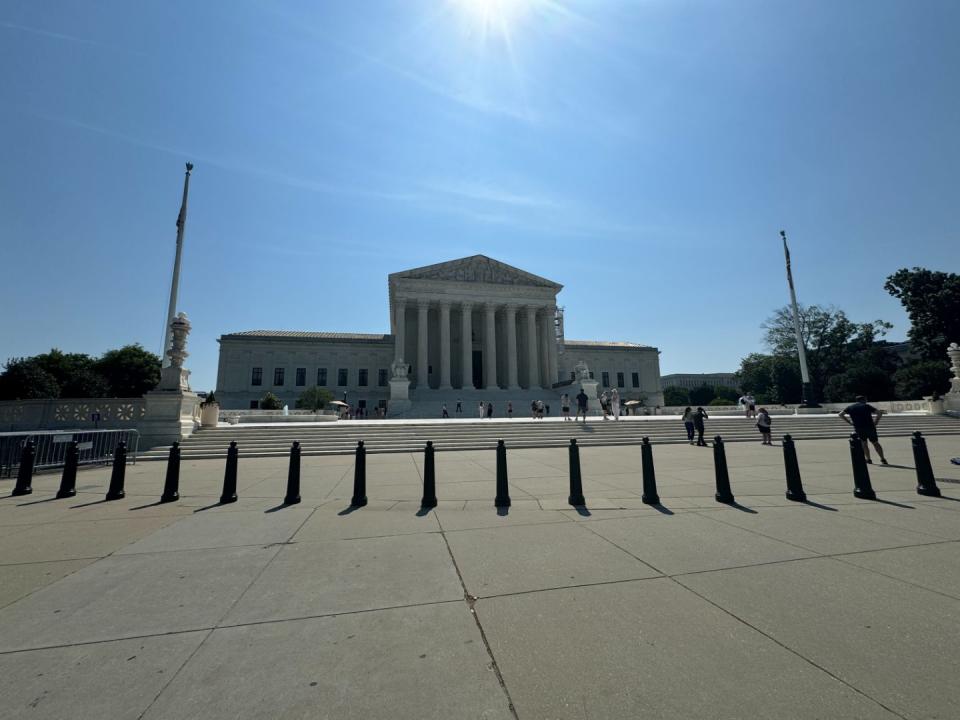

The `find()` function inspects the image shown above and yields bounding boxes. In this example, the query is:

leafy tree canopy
[688,384,716,406]
[296,386,334,411]
[884,267,960,360]
[259,392,283,410]
[662,386,689,406]
[93,345,161,397]
[893,359,952,400]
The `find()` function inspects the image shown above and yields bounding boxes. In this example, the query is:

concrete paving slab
[116,507,313,554]
[0,631,207,720]
[436,508,571,532]
[223,533,462,625]
[837,502,960,540]
[293,503,441,541]
[678,557,960,720]
[0,516,178,565]
[477,578,898,719]
[837,541,960,599]
[462,498,542,511]
[585,511,816,575]
[141,604,513,720]
[0,559,93,609]
[705,503,941,554]
[0,545,277,652]
[445,521,659,597]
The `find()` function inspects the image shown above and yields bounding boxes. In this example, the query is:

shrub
[296,386,334,411]
[259,392,282,410]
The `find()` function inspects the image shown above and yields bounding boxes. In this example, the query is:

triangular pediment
[391,255,561,289]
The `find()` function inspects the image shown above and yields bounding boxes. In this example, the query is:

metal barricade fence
[0,429,139,478]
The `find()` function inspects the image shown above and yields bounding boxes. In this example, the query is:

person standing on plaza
[442,404,449,419]
[694,406,709,447]
[840,396,888,464]
[575,388,589,423]
[610,389,621,420]
[561,393,571,421]
[600,391,610,421]
[486,401,494,419]
[507,401,513,419]
[745,393,757,419]
[478,401,485,419]
[456,398,462,416]
[756,407,772,445]
[681,406,696,444]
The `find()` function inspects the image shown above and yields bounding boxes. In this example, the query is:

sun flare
[451,0,534,39]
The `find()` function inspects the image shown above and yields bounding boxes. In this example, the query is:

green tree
[662,386,689,406]
[296,386,334,411]
[713,385,740,403]
[0,358,61,400]
[762,304,891,402]
[688,384,716,405]
[735,353,803,404]
[259,392,282,410]
[884,268,960,361]
[893,359,952,399]
[94,344,161,397]
[708,397,732,406]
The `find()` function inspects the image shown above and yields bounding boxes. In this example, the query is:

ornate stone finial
[158,312,192,392]
[948,343,960,395]
[574,360,590,381]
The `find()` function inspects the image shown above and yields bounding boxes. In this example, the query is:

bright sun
[451,0,534,38]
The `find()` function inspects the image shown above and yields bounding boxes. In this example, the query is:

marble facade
[215,256,663,413]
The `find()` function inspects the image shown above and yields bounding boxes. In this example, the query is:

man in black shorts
[840,395,888,465]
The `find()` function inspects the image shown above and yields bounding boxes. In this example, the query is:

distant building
[661,373,738,391]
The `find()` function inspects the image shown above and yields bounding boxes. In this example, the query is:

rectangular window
[317,368,327,386]
[617,372,625,388]
[632,372,640,388]
[358,400,367,410]
[358,369,368,386]
[378,369,388,387]
[249,400,258,409]
[601,371,610,387]
[251,367,262,386]
[337,368,348,386]
[273,368,285,386]
[295,368,306,386]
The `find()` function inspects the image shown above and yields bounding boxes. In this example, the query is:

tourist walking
[681,406,696,444]
[486,402,494,419]
[561,393,571,421]
[694,406,709,446]
[575,388,589,422]
[600,391,610,421]
[535,399,545,419]
[740,393,757,419]
[756,407,772,445]
[507,401,513,419]
[478,401,485,419]
[530,400,537,419]
[442,404,449,419]
[456,398,462,416]
[610,389,621,420]
[840,396,888,464]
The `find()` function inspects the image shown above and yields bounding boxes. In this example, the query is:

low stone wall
[0,398,147,432]
[659,400,935,416]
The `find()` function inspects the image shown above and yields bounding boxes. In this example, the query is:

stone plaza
[3,431,960,718]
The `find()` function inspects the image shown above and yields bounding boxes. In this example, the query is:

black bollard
[713,435,735,504]
[911,431,941,497]
[494,439,511,508]
[105,441,127,501]
[56,441,79,499]
[421,441,437,509]
[782,434,807,502]
[284,441,302,505]
[350,440,367,507]
[160,442,181,503]
[849,433,876,500]
[11,440,35,496]
[641,436,660,505]
[568,439,586,506]
[220,441,239,504]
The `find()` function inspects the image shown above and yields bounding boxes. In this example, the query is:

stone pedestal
[388,359,412,417]
[944,343,960,414]
[139,390,200,450]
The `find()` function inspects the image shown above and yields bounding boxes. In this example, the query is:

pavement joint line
[136,504,318,719]
[474,574,667,602]
[212,598,465,631]
[0,626,216,657]
[669,573,912,720]
[436,512,521,720]
[829,552,960,604]
[0,555,107,568]
[689,509,837,556]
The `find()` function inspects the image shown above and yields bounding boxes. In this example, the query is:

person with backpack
[694,406,709,447]
[756,407,772,445]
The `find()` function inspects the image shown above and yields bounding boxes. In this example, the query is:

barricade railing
[0,429,139,477]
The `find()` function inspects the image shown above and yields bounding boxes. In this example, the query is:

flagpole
[780,230,816,406]
[163,162,193,367]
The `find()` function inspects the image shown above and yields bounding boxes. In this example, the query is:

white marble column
[417,301,429,389]
[504,305,519,390]
[484,303,498,390]
[460,302,473,389]
[525,305,540,389]
[546,306,558,387]
[538,309,553,388]
[394,300,406,361]
[439,302,452,390]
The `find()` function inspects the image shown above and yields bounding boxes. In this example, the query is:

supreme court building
[215,256,663,415]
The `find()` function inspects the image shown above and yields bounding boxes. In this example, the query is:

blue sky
[1,0,957,392]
